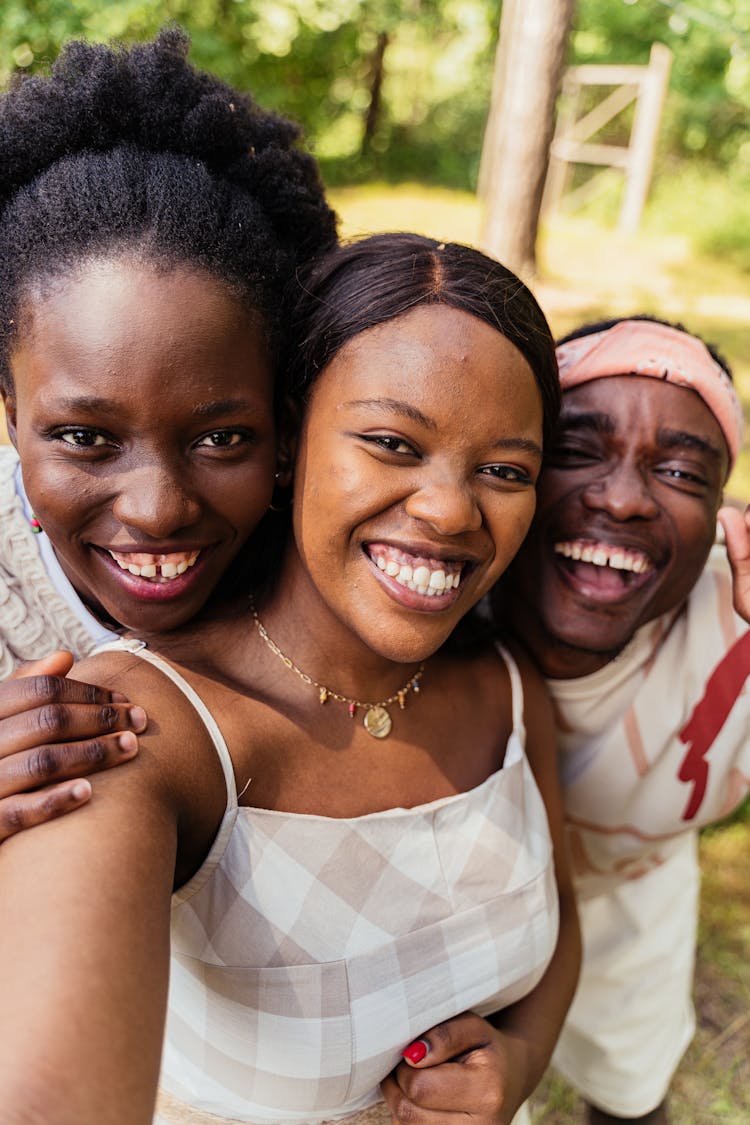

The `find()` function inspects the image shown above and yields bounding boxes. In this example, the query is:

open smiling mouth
[554,539,655,596]
[367,545,465,598]
[106,549,201,582]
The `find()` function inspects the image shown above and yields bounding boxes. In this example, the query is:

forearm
[0,766,177,1124]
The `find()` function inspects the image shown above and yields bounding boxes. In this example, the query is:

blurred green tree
[1,1,748,188]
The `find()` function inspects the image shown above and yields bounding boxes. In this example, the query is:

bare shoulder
[69,646,229,873]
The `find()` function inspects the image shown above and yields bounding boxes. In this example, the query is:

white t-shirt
[548,545,750,899]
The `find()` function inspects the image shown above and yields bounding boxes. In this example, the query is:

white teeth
[109,550,200,581]
[555,541,651,575]
[374,551,463,597]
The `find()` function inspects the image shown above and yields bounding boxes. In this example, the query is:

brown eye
[196,431,245,448]
[59,429,108,447]
[360,434,416,455]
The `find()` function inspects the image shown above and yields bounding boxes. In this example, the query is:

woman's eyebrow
[343,397,436,429]
[47,395,260,418]
[492,436,543,457]
[344,397,541,457]
[47,393,115,413]
[191,398,264,419]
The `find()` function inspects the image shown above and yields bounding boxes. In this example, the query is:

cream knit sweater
[0,446,97,678]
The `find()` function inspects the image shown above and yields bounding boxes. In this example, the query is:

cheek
[226,465,276,525]
[490,493,539,567]
[25,462,98,535]
[297,438,370,519]
[510,495,538,551]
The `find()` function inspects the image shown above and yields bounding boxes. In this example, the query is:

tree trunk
[361,31,390,157]
[479,0,575,279]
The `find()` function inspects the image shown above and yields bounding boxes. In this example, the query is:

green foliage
[2,1,749,192]
[0,0,500,190]
[643,157,750,273]
[573,0,750,167]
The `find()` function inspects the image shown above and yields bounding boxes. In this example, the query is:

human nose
[111,464,202,538]
[404,472,483,536]
[581,459,659,521]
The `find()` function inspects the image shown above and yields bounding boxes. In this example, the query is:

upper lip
[364,538,484,567]
[95,542,211,555]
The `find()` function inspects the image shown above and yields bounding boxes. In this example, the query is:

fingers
[0,730,139,799]
[0,779,92,843]
[0,695,147,757]
[0,664,146,842]
[10,650,75,681]
[402,1012,492,1067]
[0,672,132,722]
[718,505,750,622]
[380,1014,507,1121]
[384,1058,500,1117]
[718,504,750,563]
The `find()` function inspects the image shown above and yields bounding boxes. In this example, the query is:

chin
[541,604,635,656]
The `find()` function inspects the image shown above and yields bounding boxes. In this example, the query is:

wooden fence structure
[542,42,672,234]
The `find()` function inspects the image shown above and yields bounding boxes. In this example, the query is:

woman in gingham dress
[0,233,579,1125]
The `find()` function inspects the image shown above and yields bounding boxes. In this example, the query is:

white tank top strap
[94,638,238,808]
[494,640,526,744]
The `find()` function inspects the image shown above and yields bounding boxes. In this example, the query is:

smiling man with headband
[498,315,749,1124]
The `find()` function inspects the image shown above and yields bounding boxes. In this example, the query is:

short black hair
[557,313,733,381]
[285,232,561,449]
[0,26,338,394]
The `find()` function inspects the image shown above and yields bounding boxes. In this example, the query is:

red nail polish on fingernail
[402,1040,428,1064]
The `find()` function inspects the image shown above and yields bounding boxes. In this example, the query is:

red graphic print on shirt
[678,631,750,820]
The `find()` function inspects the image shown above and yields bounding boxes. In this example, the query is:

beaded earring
[29,514,43,534]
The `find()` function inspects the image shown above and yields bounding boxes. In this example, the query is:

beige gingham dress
[104,641,558,1125]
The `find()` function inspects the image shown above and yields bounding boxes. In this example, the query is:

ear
[1,389,18,449]
[276,395,300,487]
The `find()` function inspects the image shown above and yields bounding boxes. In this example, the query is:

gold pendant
[363,705,392,739]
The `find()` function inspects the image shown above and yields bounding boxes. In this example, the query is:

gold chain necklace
[250,601,425,740]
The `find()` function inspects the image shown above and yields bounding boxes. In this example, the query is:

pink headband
[555,320,744,469]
